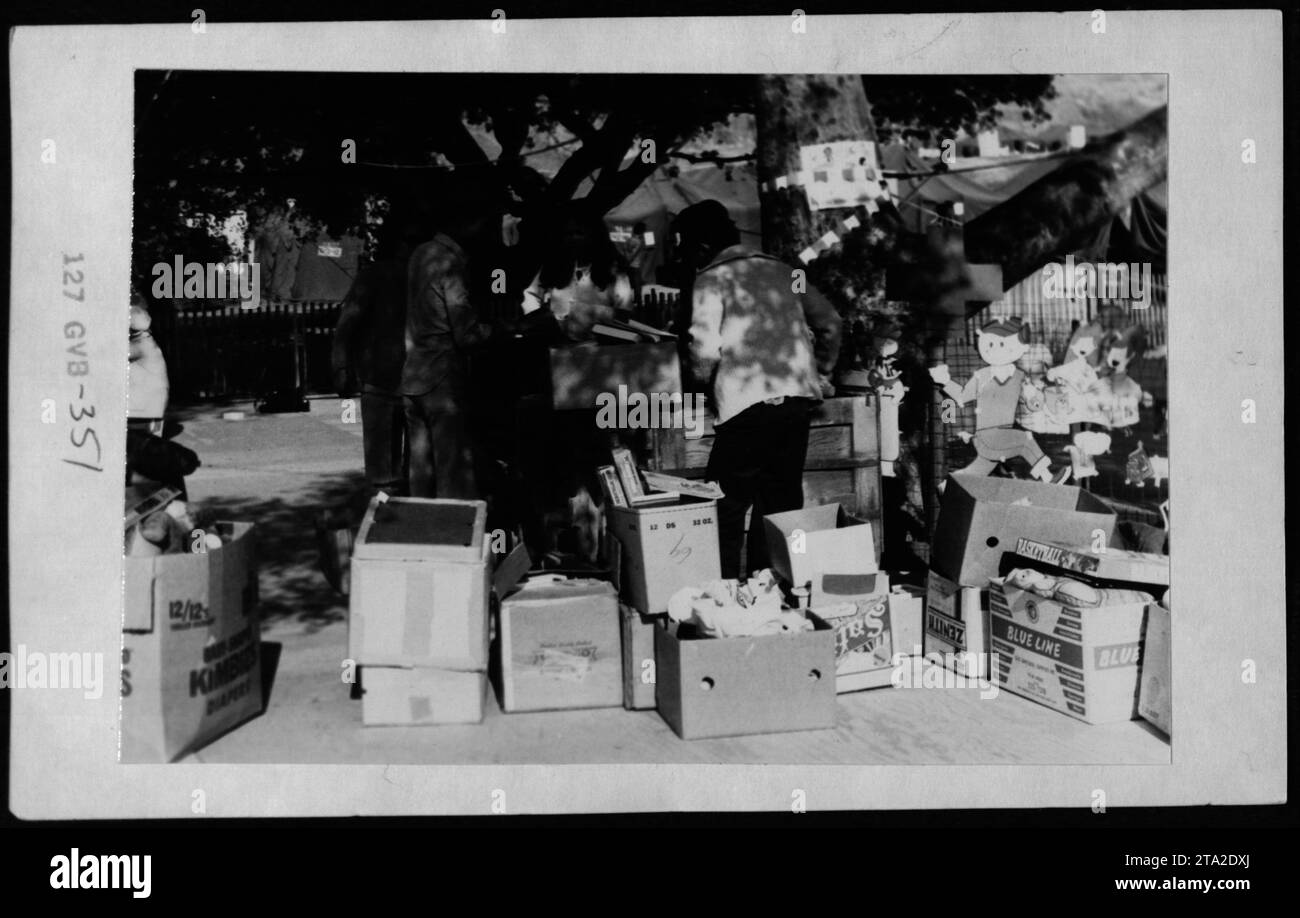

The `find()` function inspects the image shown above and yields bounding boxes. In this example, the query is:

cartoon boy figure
[929,316,1071,483]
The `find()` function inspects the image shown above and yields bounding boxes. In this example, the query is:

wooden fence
[155,289,687,402]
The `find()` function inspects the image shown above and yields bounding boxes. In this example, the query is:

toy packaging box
[811,573,898,693]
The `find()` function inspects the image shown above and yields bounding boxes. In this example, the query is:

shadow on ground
[200,470,373,632]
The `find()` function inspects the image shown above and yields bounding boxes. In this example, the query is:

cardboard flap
[820,572,884,597]
[122,559,156,633]
[492,542,533,599]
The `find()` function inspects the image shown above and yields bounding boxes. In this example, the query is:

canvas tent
[880,142,1166,270]
[595,161,762,285]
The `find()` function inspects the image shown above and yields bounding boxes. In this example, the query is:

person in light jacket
[676,200,843,579]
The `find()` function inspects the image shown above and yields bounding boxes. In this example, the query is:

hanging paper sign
[799,140,881,211]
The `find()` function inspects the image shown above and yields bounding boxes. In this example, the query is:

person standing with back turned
[400,194,502,499]
[675,200,843,579]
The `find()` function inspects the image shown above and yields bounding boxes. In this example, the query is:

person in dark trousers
[401,198,504,500]
[331,208,421,496]
[675,200,843,579]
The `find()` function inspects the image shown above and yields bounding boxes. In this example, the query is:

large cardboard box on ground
[930,475,1118,588]
[348,496,490,670]
[549,340,682,411]
[360,665,487,725]
[654,613,837,739]
[765,503,878,607]
[621,603,658,710]
[121,521,263,762]
[924,570,990,678]
[491,577,621,712]
[608,496,720,616]
[989,551,1167,725]
[1137,603,1171,736]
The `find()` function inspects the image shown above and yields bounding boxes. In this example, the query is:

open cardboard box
[608,495,721,616]
[988,549,1168,725]
[930,475,1118,588]
[654,612,837,739]
[121,520,263,762]
[764,502,878,606]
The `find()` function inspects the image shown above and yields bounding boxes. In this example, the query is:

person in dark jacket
[400,196,506,500]
[675,200,843,579]
[331,207,420,495]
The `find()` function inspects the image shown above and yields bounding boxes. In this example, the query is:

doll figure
[1046,320,1104,425]
[930,316,1070,483]
[869,321,907,477]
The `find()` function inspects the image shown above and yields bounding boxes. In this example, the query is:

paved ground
[174,398,1168,765]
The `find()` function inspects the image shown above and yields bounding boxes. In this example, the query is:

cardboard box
[621,603,659,710]
[654,613,837,739]
[121,521,263,762]
[608,496,720,616]
[889,584,925,657]
[549,341,682,411]
[811,573,893,693]
[764,503,878,606]
[988,554,1162,724]
[348,496,491,669]
[492,578,621,712]
[1137,603,1171,736]
[923,570,990,678]
[930,475,1118,588]
[360,665,487,725]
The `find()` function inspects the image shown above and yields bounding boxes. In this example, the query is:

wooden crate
[647,396,882,563]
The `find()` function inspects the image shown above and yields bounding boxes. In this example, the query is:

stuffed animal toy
[1124,441,1169,490]
[930,316,1070,483]
[1097,324,1147,430]
[1066,430,1112,481]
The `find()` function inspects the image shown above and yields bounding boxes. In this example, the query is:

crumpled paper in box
[666,569,813,638]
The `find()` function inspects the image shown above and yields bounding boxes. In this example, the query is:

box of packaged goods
[923,569,991,678]
[121,519,262,762]
[654,612,837,740]
[764,503,878,607]
[929,475,1118,589]
[989,549,1168,724]
[607,495,721,616]
[621,603,659,710]
[1137,598,1171,737]
[889,584,925,658]
[811,573,896,693]
[492,577,621,713]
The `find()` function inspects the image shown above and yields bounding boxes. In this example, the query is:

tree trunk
[965,106,1168,288]
[755,74,878,265]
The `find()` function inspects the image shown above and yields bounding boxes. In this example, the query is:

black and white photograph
[4,10,1287,832]
[120,68,1175,765]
